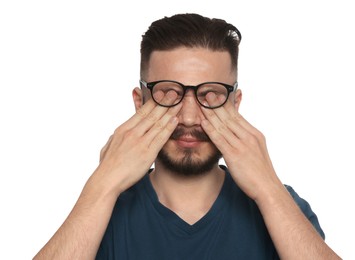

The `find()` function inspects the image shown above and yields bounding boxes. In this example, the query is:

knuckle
[154,121,164,130]
[146,112,158,122]
[114,125,125,136]
[136,107,147,118]
[150,134,165,149]
[245,130,265,147]
[217,124,227,133]
[222,115,232,125]
[256,130,266,141]
[233,114,241,121]
[99,148,107,161]
[246,134,258,146]
[251,130,265,143]
[123,129,138,140]
[205,109,216,118]
[209,129,221,141]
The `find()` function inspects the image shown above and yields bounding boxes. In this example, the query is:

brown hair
[140,13,242,78]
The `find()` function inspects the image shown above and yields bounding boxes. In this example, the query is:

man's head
[134,13,242,176]
[140,13,241,79]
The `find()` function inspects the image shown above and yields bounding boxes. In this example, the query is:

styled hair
[140,13,242,78]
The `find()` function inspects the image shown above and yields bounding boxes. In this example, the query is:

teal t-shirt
[96,166,324,260]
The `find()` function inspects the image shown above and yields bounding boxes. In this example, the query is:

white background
[1,0,354,259]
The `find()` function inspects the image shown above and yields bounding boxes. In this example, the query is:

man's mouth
[170,126,211,148]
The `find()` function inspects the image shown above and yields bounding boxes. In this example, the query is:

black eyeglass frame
[139,80,238,109]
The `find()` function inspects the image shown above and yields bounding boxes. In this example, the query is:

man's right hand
[95,90,182,195]
[33,90,181,260]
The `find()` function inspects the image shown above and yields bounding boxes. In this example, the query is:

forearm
[256,183,341,260]
[33,97,180,259]
[33,174,119,260]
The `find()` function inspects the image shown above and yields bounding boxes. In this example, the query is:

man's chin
[156,146,222,177]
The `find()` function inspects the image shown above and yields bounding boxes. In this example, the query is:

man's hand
[200,93,342,259]
[33,91,181,260]
[96,90,181,195]
[200,93,278,201]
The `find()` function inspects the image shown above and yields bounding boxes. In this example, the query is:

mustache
[170,126,211,142]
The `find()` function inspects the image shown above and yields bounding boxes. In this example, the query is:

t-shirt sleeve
[284,185,325,239]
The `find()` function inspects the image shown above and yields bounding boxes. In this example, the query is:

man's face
[143,47,237,176]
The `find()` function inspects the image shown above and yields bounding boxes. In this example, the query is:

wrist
[83,169,123,205]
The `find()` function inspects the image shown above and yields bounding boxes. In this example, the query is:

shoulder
[284,184,325,239]
[284,184,315,214]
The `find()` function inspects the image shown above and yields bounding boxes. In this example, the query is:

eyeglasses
[139,80,238,109]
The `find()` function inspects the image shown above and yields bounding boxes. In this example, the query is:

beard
[156,126,222,177]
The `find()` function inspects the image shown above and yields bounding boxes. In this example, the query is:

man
[34,13,341,259]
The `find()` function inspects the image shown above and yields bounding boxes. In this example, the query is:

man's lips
[170,126,211,142]
[169,126,211,148]
[174,136,203,148]
[178,136,201,142]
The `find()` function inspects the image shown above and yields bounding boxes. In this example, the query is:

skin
[33,47,341,260]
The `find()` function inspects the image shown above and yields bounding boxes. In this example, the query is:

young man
[34,13,341,259]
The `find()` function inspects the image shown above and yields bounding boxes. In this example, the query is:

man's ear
[132,87,143,111]
[234,89,242,112]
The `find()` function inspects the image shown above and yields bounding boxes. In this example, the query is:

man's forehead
[145,47,235,82]
[149,47,231,62]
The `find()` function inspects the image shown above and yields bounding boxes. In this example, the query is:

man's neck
[149,162,225,225]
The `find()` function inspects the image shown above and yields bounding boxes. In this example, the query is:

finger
[204,93,260,141]
[220,95,262,137]
[202,93,249,140]
[118,90,177,135]
[148,116,179,152]
[201,118,237,155]
[144,102,182,143]
[100,135,113,162]
[218,105,268,151]
[120,97,159,131]
[134,90,180,136]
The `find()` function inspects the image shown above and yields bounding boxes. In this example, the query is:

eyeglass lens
[152,82,229,108]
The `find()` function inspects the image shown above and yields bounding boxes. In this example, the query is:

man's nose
[177,90,204,127]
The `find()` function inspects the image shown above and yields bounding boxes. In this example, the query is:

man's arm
[33,93,181,260]
[200,92,341,259]
[33,174,120,259]
[256,182,339,259]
